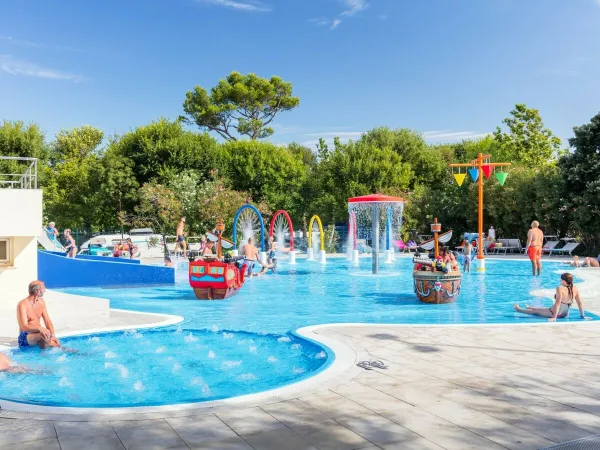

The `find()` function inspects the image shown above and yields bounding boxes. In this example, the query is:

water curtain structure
[347,194,405,274]
[347,210,358,265]
[269,210,296,264]
[307,215,326,263]
[232,205,266,258]
[449,153,511,272]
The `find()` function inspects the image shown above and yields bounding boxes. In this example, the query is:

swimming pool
[2,257,596,408]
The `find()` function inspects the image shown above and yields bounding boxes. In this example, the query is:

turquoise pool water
[2,257,595,408]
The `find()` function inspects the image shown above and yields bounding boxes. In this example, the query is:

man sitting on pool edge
[17,281,61,349]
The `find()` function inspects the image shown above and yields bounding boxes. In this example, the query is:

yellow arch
[308,215,325,251]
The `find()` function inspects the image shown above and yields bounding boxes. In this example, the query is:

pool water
[1,329,328,407]
[2,257,596,408]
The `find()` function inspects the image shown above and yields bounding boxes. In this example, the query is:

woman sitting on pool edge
[514,273,586,322]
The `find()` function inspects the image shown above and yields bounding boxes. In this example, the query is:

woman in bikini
[514,273,586,322]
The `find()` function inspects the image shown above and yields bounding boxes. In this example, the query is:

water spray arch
[308,215,325,252]
[268,210,295,251]
[232,204,266,251]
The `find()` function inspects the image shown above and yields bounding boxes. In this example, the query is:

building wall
[0,189,42,311]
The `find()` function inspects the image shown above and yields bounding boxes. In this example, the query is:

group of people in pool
[240,236,278,277]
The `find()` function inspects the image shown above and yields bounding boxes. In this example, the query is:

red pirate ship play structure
[189,219,247,300]
[412,219,462,304]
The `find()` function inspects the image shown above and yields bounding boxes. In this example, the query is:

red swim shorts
[528,246,542,260]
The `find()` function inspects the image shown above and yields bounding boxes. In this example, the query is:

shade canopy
[348,194,404,203]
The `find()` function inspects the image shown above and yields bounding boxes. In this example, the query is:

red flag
[482,164,492,179]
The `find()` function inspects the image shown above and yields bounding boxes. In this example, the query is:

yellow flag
[453,173,466,187]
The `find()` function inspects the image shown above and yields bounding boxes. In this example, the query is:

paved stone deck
[3,322,600,449]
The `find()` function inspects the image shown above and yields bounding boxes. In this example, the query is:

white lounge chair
[550,242,580,256]
[542,241,560,255]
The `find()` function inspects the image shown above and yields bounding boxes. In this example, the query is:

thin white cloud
[309,17,330,26]
[379,14,388,21]
[341,0,368,16]
[331,19,342,29]
[200,0,271,12]
[0,35,82,52]
[422,131,489,142]
[0,55,85,83]
[301,130,489,147]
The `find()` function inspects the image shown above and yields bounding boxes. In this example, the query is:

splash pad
[347,194,405,274]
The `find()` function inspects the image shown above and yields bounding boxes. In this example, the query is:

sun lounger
[542,241,560,255]
[549,242,580,256]
[493,239,511,254]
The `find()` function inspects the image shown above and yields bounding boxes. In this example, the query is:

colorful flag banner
[453,173,466,187]
[495,172,508,186]
[468,168,479,182]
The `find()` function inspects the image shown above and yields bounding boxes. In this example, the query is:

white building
[0,158,41,308]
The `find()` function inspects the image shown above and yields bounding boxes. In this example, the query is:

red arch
[269,210,295,251]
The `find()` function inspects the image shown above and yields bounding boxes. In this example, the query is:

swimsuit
[18,331,30,347]
[244,259,256,276]
[552,294,572,319]
[177,235,186,243]
[527,246,542,260]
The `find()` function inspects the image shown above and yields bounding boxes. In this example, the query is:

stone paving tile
[216,407,286,435]
[379,404,509,450]
[166,415,240,447]
[335,412,421,446]
[261,399,331,427]
[379,437,445,450]
[59,433,126,450]
[0,420,56,446]
[292,419,371,450]
[112,418,186,450]
[53,420,116,439]
[299,390,373,419]
[241,428,318,450]
[0,437,61,450]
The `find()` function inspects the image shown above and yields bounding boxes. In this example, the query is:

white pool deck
[1,256,600,449]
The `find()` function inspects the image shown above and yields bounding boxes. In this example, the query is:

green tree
[44,126,104,229]
[362,128,449,187]
[182,72,300,141]
[493,104,562,166]
[310,139,413,221]
[559,112,600,252]
[133,183,184,256]
[0,120,50,188]
[222,140,307,213]
[91,153,139,230]
[109,119,221,184]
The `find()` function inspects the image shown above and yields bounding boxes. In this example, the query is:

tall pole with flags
[449,153,511,272]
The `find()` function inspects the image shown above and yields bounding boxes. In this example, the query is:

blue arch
[232,204,266,251]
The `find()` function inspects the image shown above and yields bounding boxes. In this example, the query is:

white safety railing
[0,156,38,189]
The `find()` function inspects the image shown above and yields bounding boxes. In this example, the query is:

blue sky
[1,0,599,148]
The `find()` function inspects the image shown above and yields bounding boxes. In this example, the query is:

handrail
[0,156,38,189]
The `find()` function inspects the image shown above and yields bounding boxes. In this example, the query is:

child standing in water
[462,240,472,273]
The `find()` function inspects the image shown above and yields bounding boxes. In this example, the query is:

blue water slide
[38,251,174,289]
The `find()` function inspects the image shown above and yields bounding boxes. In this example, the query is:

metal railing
[0,156,38,189]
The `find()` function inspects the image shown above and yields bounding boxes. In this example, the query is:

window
[0,238,11,265]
